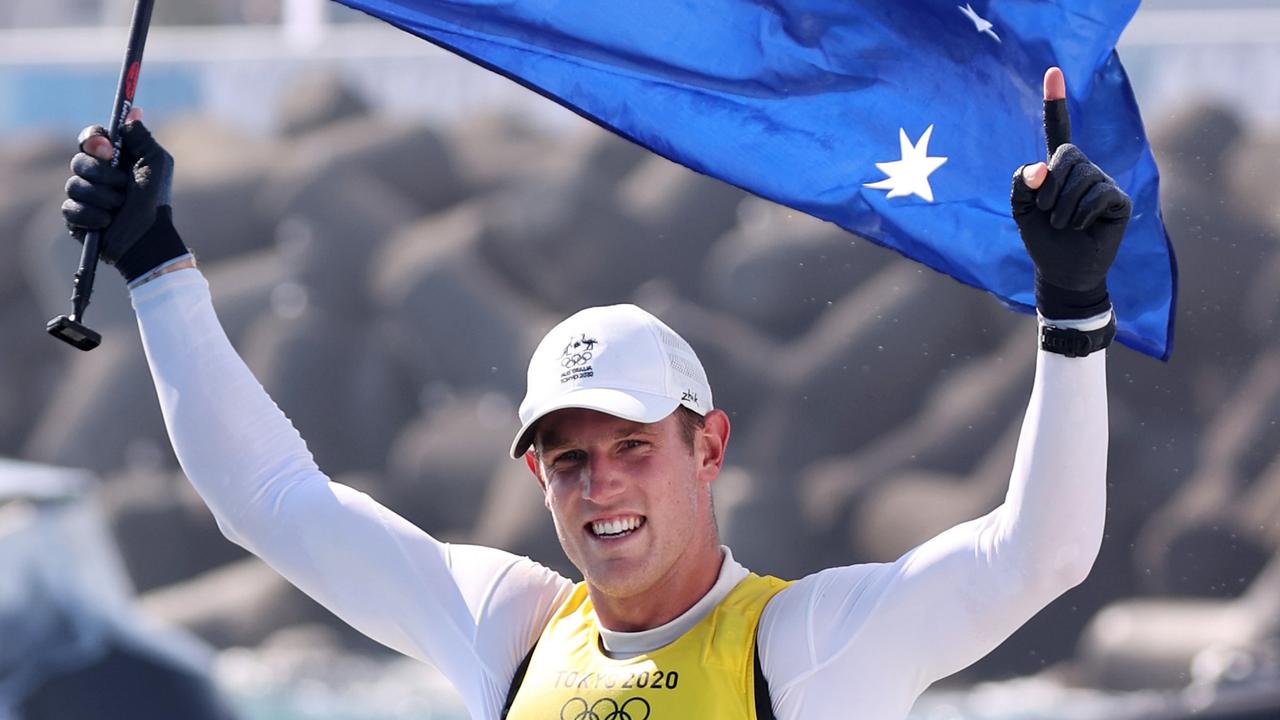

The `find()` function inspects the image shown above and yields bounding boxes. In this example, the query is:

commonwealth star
[958,3,1001,43]
[864,125,949,203]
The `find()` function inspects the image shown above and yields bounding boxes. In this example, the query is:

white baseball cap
[510,304,714,458]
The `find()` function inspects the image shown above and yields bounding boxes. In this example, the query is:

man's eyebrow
[537,422,657,453]
[612,424,657,439]
[538,433,568,453]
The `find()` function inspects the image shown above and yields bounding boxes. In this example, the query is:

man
[61,67,1125,718]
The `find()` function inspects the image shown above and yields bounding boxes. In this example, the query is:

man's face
[527,408,719,602]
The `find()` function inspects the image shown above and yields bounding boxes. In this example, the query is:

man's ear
[525,450,551,509]
[696,409,731,482]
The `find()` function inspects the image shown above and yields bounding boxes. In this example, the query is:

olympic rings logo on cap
[560,333,599,368]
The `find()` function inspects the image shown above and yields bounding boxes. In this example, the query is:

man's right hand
[62,108,189,283]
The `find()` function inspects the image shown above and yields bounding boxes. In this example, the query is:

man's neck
[594,546,748,659]
[589,541,725,632]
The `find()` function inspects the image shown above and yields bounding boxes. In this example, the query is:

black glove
[1011,100,1132,321]
[62,120,188,282]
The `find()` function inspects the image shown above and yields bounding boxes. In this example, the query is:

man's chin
[581,556,655,598]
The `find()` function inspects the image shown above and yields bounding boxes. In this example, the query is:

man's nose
[581,456,625,503]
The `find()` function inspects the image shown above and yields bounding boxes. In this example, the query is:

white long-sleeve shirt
[131,268,1107,720]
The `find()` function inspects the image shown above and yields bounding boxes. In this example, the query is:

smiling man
[512,305,730,635]
[60,67,1125,719]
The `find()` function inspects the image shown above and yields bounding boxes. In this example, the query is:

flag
[335,0,1176,360]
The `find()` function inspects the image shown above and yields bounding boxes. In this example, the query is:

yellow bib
[505,573,790,720]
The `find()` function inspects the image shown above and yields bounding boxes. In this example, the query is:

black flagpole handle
[47,0,157,351]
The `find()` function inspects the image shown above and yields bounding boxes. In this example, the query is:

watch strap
[1040,313,1116,357]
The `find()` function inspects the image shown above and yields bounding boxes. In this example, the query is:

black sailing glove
[62,120,188,282]
[1011,141,1132,321]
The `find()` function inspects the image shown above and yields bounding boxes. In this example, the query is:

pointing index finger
[1043,67,1071,157]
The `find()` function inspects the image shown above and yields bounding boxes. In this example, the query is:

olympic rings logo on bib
[559,697,650,720]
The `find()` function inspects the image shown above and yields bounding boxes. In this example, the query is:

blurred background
[2,1,1279,718]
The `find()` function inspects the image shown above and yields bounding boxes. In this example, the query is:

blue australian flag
[335,0,1176,360]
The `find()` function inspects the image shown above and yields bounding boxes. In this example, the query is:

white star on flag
[863,125,948,203]
[958,3,1001,43]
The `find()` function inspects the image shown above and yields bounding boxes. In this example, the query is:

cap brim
[509,387,682,459]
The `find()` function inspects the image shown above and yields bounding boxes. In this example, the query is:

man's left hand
[1011,67,1132,322]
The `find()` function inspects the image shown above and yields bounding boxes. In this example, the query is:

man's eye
[622,439,647,450]
[552,450,585,466]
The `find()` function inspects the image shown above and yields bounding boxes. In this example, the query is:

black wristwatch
[1040,313,1116,357]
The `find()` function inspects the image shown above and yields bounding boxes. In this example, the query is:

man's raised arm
[62,112,571,719]
[758,68,1123,717]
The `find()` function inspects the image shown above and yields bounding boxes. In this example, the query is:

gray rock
[446,113,557,193]
[238,301,416,477]
[849,421,1019,562]
[1151,103,1272,393]
[0,132,65,303]
[274,70,372,138]
[268,169,420,315]
[201,248,288,347]
[1136,350,1280,596]
[138,557,337,650]
[1243,251,1280,338]
[370,203,553,397]
[703,197,891,340]
[1239,452,1280,554]
[560,125,652,189]
[614,153,748,297]
[469,459,570,576]
[714,465,808,577]
[101,468,248,593]
[0,286,66,455]
[272,116,465,215]
[23,323,170,475]
[743,260,1009,468]
[1077,554,1280,691]
[0,129,65,172]
[473,171,653,311]
[0,189,45,303]
[1153,522,1271,598]
[1152,102,1243,187]
[798,328,1035,552]
[384,392,516,536]
[1218,126,1280,252]
[160,114,279,263]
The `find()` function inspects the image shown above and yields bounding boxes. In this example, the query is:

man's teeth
[592,517,643,537]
